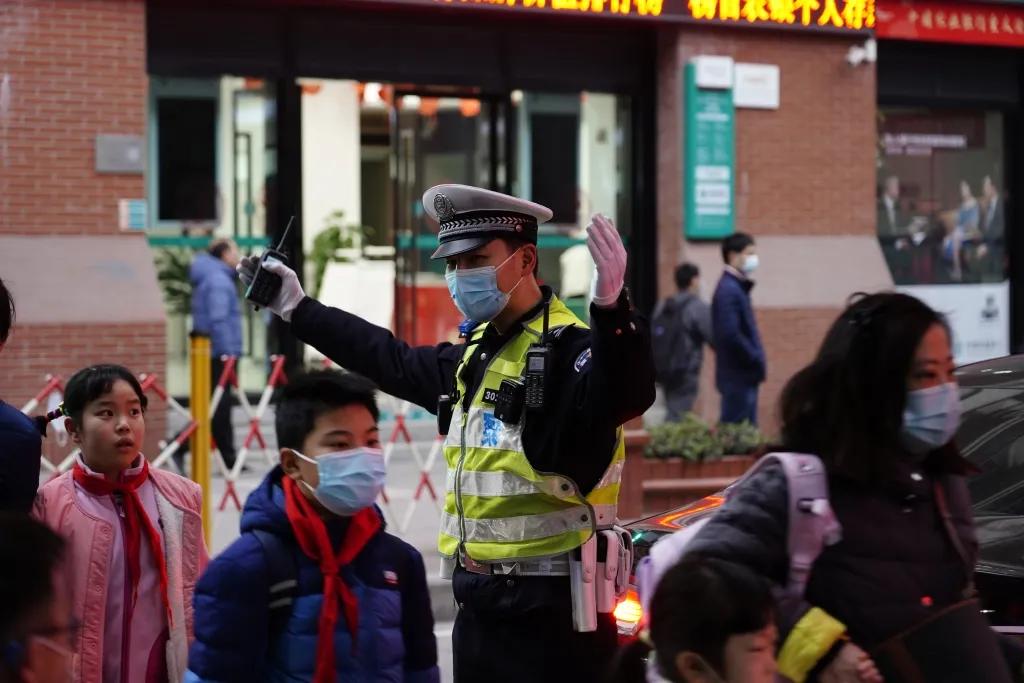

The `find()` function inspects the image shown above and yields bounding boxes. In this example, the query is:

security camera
[846,38,877,66]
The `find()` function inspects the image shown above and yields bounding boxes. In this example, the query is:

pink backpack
[636,452,842,616]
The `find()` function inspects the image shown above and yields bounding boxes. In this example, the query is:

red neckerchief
[282,476,381,683]
[72,458,171,623]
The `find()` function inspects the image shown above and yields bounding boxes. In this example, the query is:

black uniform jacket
[289,287,656,497]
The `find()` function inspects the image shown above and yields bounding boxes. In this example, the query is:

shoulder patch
[574,348,592,373]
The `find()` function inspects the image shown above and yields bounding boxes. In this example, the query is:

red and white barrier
[213,355,289,511]
[139,373,198,472]
[381,399,442,533]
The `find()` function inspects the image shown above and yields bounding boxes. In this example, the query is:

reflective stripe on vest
[437,295,626,563]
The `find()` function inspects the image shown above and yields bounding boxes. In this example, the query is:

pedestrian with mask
[711,232,765,425]
[237,184,657,682]
[686,292,1024,682]
[185,370,438,682]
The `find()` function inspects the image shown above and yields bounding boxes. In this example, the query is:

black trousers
[451,568,619,682]
[210,356,236,469]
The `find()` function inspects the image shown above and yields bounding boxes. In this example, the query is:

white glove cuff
[279,292,304,322]
[592,287,623,308]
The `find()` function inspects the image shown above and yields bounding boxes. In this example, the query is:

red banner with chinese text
[876,0,1024,47]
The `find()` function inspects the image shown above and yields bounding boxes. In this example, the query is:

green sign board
[684,63,735,240]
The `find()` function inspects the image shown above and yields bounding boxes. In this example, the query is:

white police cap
[422,184,554,260]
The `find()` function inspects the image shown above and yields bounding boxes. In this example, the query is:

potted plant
[308,211,375,297]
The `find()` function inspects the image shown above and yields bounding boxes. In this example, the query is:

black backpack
[651,294,698,386]
[252,530,299,638]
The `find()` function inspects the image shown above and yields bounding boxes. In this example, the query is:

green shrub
[645,414,722,462]
[645,414,766,460]
[714,420,765,456]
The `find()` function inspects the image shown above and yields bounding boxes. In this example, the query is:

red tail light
[614,589,643,636]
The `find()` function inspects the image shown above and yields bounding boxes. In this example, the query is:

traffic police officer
[239,184,656,682]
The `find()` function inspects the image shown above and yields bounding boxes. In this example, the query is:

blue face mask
[901,382,961,455]
[294,447,386,516]
[445,249,524,322]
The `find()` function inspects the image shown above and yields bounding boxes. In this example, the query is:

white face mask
[741,254,760,275]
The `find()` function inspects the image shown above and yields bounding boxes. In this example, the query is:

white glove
[586,214,627,308]
[237,256,306,322]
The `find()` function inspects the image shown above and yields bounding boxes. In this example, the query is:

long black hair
[779,292,953,482]
[608,556,775,683]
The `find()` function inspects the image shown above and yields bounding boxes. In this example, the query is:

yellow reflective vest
[438,295,625,563]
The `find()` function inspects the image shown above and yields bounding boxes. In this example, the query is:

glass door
[392,91,509,345]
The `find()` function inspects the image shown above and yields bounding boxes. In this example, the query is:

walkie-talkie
[524,295,552,412]
[245,216,294,308]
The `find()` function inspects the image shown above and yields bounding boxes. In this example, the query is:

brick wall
[0,0,166,467]
[0,0,147,236]
[656,26,878,432]
[2,323,168,467]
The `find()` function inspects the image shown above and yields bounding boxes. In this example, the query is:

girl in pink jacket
[34,364,208,683]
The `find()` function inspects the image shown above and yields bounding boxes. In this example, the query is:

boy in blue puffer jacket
[185,370,439,683]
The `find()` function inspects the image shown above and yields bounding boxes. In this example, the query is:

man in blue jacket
[0,276,43,513]
[186,370,439,683]
[190,238,243,469]
[711,232,766,425]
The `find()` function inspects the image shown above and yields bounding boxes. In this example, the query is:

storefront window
[148,76,276,395]
[305,80,634,349]
[877,109,1005,286]
[878,108,1009,364]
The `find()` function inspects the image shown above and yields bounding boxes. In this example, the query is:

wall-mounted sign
[96,134,145,174]
[355,0,874,32]
[118,199,148,231]
[684,61,735,240]
[684,0,875,29]
[876,0,1024,48]
[734,63,780,110]
[693,55,734,89]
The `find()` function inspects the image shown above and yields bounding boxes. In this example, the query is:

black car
[615,354,1024,637]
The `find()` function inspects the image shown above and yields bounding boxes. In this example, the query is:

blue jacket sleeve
[716,286,765,373]
[289,297,462,413]
[186,535,270,682]
[0,404,42,514]
[401,546,440,683]
[582,291,658,428]
[207,285,236,357]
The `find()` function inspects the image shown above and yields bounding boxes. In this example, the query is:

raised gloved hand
[237,256,306,322]
[586,214,627,308]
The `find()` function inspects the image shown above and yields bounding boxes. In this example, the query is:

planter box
[619,449,755,522]
[642,455,755,513]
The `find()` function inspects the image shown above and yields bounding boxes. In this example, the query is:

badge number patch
[574,348,592,373]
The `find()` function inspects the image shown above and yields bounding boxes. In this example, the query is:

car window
[959,385,1024,515]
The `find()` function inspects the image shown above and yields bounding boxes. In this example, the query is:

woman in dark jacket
[688,292,1023,683]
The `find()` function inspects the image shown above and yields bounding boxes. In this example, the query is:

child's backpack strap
[251,529,298,638]
[637,453,841,618]
[752,453,842,602]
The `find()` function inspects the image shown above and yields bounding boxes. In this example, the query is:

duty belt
[460,552,571,576]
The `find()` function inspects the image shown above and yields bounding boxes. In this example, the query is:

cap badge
[434,193,457,222]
